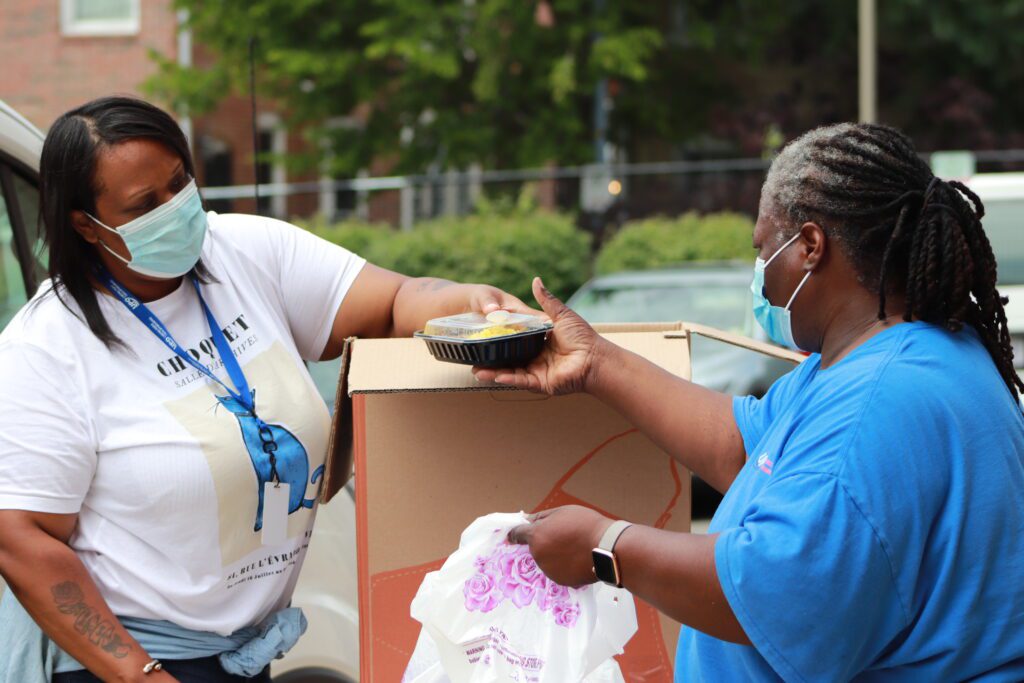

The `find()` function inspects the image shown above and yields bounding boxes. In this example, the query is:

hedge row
[299,209,755,303]
[299,210,590,303]
[594,212,754,275]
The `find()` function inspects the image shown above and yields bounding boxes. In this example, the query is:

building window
[318,116,369,222]
[319,170,369,223]
[256,113,286,218]
[61,0,141,37]
[255,130,274,217]
[198,135,233,215]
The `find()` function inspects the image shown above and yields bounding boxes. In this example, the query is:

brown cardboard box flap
[319,338,354,504]
[346,328,690,394]
[681,321,806,364]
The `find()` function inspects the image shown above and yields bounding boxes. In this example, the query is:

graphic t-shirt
[0,212,366,635]
[676,323,1024,681]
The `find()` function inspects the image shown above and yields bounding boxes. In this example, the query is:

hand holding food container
[415,310,553,367]
[469,277,608,395]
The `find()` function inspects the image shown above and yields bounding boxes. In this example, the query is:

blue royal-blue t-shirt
[676,322,1024,682]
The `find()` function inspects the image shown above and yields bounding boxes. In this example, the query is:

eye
[127,196,158,215]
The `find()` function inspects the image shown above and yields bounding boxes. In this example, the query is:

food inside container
[422,311,548,340]
[415,312,553,367]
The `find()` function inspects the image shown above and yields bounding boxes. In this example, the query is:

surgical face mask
[751,231,813,350]
[86,179,207,279]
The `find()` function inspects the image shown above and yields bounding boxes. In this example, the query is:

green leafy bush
[298,208,754,302]
[299,209,591,303]
[297,216,396,257]
[595,212,755,275]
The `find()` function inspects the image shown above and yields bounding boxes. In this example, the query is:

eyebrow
[124,163,186,201]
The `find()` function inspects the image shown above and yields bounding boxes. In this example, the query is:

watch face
[592,548,619,586]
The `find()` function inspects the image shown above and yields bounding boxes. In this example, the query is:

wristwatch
[591,520,633,588]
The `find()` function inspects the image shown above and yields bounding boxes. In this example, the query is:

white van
[0,100,45,332]
[0,100,359,683]
[964,173,1024,381]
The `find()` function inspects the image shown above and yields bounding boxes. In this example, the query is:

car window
[10,169,46,281]
[570,282,750,334]
[982,198,1024,286]
[0,188,28,331]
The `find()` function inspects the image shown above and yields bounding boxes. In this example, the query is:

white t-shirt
[0,212,366,635]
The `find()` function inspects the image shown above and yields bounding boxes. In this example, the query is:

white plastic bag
[403,512,637,683]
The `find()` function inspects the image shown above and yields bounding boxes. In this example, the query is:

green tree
[148,1,1024,179]
[147,0,663,175]
[645,0,1024,154]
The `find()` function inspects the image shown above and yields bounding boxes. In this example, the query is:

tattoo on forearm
[415,278,456,293]
[51,582,132,659]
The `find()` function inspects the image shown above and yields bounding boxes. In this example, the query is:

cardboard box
[321,323,803,682]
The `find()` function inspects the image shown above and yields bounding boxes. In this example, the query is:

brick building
[0,0,179,132]
[0,0,378,222]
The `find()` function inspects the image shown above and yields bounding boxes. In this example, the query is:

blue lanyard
[96,270,280,481]
[97,269,254,411]
[97,269,282,481]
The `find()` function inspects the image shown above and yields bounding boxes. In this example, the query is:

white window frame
[319,116,369,221]
[60,0,141,37]
[257,113,287,219]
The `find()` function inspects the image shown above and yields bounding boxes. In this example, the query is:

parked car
[0,98,47,608]
[964,173,1024,383]
[0,99,45,333]
[567,263,795,396]
[0,99,358,683]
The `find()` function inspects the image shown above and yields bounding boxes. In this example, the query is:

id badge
[262,482,290,546]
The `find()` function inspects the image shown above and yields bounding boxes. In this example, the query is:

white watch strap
[598,520,633,552]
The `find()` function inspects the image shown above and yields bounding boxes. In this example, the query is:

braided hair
[762,122,1022,401]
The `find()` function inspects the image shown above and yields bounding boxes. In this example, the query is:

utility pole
[858,0,877,123]
[592,0,608,162]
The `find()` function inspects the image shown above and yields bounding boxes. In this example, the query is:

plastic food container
[415,312,553,367]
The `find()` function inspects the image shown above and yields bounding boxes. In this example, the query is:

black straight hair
[35,95,213,350]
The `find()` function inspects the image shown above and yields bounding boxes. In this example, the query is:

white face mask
[86,179,208,278]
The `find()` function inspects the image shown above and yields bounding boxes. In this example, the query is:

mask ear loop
[785,270,813,311]
[765,230,814,311]
[84,213,134,266]
[764,230,803,268]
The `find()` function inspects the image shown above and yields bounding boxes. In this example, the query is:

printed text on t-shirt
[155,313,256,385]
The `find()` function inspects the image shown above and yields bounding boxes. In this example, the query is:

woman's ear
[799,221,827,270]
[71,210,99,244]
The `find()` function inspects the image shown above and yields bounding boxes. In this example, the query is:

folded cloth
[0,588,307,682]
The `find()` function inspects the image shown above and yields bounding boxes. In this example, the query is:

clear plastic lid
[421,311,550,340]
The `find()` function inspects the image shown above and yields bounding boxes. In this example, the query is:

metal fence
[199,150,1024,234]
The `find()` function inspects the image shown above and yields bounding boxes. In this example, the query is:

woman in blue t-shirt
[476,123,1024,681]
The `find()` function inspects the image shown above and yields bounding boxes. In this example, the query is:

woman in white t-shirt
[0,97,534,683]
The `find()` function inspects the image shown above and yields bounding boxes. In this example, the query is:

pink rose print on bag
[498,546,545,607]
[464,540,582,627]
[536,578,571,612]
[552,601,582,628]
[463,569,504,613]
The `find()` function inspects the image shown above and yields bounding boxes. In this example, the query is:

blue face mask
[86,179,207,279]
[751,231,813,350]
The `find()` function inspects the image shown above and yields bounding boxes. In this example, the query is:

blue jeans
[51,656,270,683]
